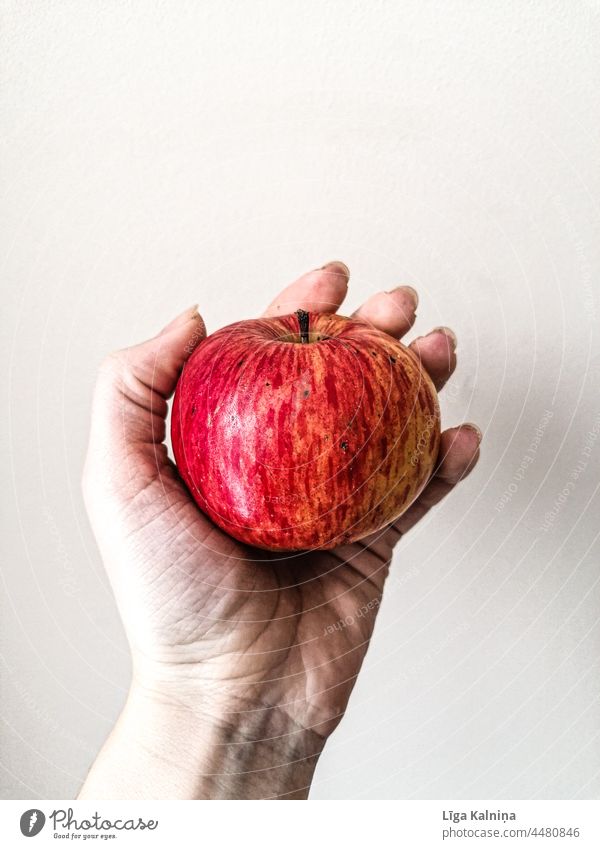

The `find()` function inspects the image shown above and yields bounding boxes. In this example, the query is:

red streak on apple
[171,310,440,551]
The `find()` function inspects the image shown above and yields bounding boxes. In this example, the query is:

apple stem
[296,309,310,343]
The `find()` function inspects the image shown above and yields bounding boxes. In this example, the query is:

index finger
[263,261,350,317]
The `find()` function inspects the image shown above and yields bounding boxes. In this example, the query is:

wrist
[79,681,324,800]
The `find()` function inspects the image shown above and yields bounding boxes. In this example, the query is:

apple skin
[171,311,440,552]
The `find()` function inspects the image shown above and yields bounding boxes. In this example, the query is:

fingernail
[386,285,419,308]
[432,326,457,349]
[462,422,483,443]
[321,260,350,279]
[160,305,201,335]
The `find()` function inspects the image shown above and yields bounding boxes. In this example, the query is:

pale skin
[79,262,481,799]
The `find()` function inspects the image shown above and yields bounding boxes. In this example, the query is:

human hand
[79,262,481,799]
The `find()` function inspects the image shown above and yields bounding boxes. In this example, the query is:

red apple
[171,310,440,551]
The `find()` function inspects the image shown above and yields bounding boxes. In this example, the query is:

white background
[1,0,599,799]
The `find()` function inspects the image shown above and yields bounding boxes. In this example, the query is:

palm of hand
[84,263,479,741]
[107,449,389,739]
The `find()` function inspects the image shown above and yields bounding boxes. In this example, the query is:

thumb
[84,306,206,495]
[120,305,206,400]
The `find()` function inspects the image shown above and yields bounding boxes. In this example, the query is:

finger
[434,423,482,484]
[351,286,418,338]
[87,307,206,477]
[409,327,457,391]
[263,261,350,317]
[114,306,206,401]
[385,424,482,540]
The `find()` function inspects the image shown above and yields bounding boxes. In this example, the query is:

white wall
[1,0,599,798]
